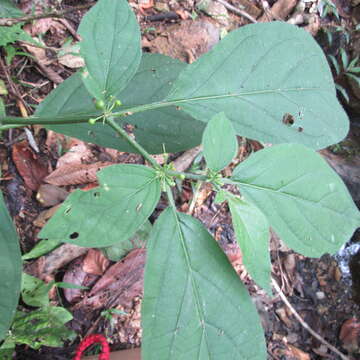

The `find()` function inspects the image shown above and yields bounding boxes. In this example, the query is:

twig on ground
[215,0,257,23]
[0,3,95,26]
[0,56,31,115]
[259,0,297,22]
[272,278,350,360]
[145,12,180,22]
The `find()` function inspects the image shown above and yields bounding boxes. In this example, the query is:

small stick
[145,12,180,22]
[215,0,257,23]
[272,278,350,360]
[0,56,31,114]
[0,3,95,26]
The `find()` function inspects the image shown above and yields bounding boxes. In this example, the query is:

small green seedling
[1,0,359,358]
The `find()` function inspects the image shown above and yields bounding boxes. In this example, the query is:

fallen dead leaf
[287,344,311,360]
[33,204,61,228]
[44,162,112,186]
[82,249,110,276]
[36,184,69,207]
[76,249,145,310]
[339,317,360,353]
[12,140,48,191]
[62,255,99,304]
[56,140,94,168]
[259,0,297,22]
[25,243,88,281]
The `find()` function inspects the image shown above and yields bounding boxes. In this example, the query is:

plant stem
[165,185,176,209]
[105,116,161,170]
[0,86,318,126]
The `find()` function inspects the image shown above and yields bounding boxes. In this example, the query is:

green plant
[1,0,359,358]
[320,26,360,103]
[318,0,340,20]
[0,273,76,358]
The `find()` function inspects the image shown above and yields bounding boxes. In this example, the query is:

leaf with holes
[227,194,271,294]
[39,164,161,247]
[231,144,360,257]
[142,207,266,360]
[202,112,238,171]
[35,54,204,154]
[167,22,348,150]
[78,0,141,100]
[0,182,21,341]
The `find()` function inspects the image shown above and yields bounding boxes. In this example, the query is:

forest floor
[0,0,360,359]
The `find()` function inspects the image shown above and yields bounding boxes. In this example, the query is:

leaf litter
[2,0,360,358]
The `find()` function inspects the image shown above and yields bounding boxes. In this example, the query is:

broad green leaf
[0,182,21,341]
[167,22,349,150]
[227,195,271,294]
[35,54,204,154]
[102,220,152,261]
[22,238,60,260]
[0,0,23,18]
[142,208,266,360]
[78,0,141,100]
[6,307,75,350]
[39,164,161,247]
[231,144,360,257]
[202,112,237,171]
[21,273,52,308]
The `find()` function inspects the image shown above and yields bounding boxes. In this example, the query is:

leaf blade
[39,164,161,247]
[231,144,360,257]
[78,0,141,99]
[142,207,266,360]
[202,112,237,171]
[35,54,204,154]
[227,195,271,294]
[0,184,21,341]
[167,22,348,150]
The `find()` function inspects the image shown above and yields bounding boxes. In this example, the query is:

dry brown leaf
[287,345,311,360]
[25,243,88,281]
[33,204,61,228]
[62,255,99,304]
[58,53,85,68]
[75,249,146,310]
[259,0,297,22]
[31,18,58,36]
[12,140,49,191]
[56,140,93,168]
[44,162,112,186]
[22,43,52,65]
[82,249,110,276]
[36,184,69,207]
[339,318,360,353]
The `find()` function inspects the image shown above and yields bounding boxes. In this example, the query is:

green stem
[105,116,161,170]
[165,184,176,209]
[0,86,317,126]
[0,124,24,130]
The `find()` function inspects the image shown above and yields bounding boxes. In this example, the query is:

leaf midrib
[170,207,212,360]
[233,179,358,221]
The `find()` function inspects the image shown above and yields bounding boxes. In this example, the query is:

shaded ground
[0,0,360,359]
